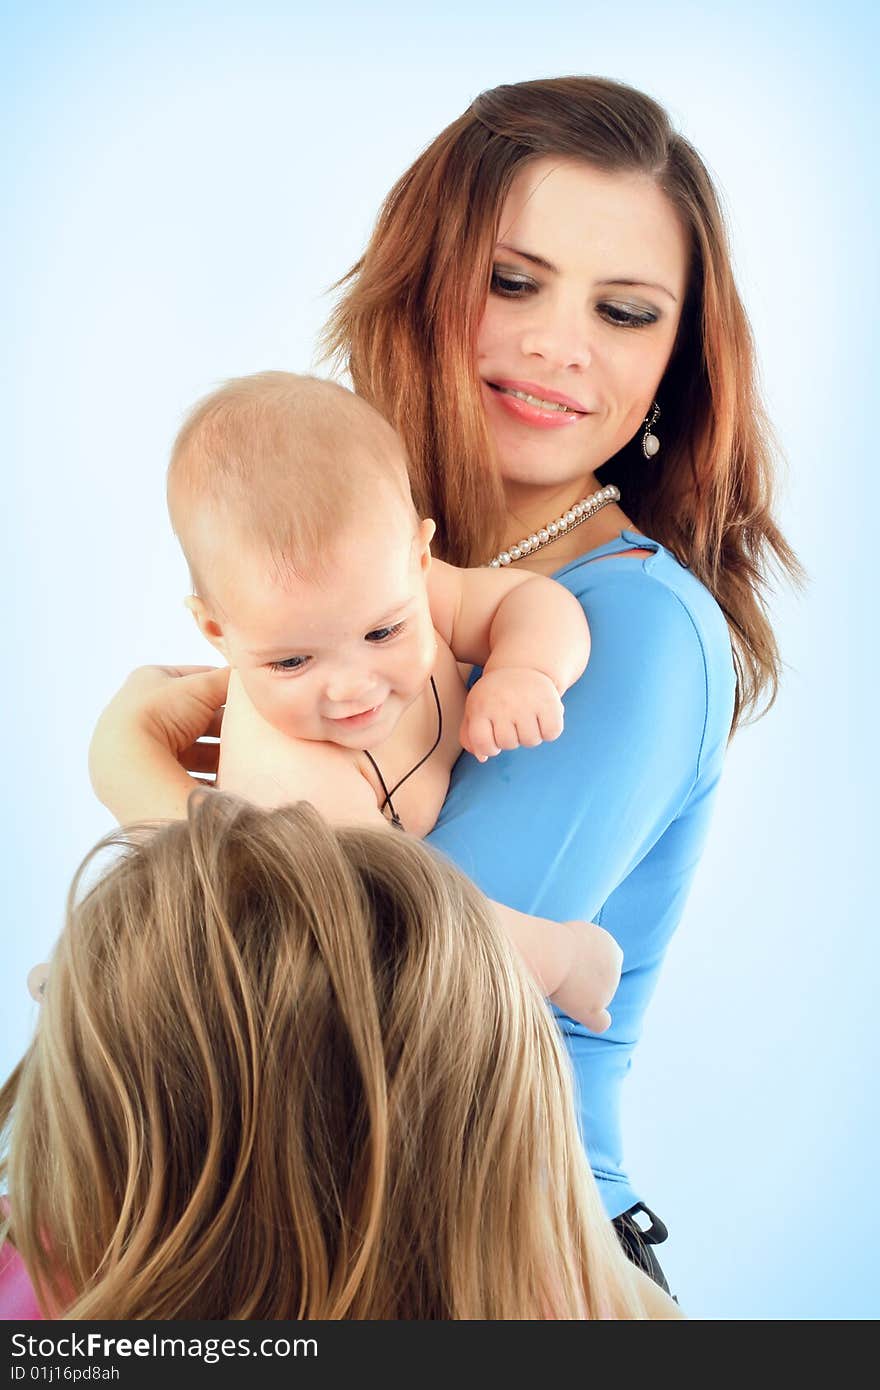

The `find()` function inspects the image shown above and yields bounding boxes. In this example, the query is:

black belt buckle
[626,1201,669,1246]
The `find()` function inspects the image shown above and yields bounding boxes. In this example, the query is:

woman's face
[476,157,689,498]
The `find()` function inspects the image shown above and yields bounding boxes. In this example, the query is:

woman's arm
[428,562,732,927]
[89,665,387,829]
[88,665,230,823]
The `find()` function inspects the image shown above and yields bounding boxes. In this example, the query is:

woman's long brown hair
[324,75,801,726]
[1,793,646,1319]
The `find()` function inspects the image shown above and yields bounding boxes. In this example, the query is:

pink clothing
[0,1240,41,1320]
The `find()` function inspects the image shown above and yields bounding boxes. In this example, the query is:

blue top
[426,530,736,1219]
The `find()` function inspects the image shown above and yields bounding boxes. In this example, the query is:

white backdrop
[3,0,877,1319]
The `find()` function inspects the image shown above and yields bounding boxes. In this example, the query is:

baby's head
[168,373,437,749]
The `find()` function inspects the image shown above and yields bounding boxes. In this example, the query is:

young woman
[0,793,677,1319]
[89,76,798,1288]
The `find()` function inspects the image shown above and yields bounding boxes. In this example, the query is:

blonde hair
[0,794,646,1319]
[324,75,802,727]
[167,371,415,599]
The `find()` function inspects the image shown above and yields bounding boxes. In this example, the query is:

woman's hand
[88,665,230,824]
[93,664,229,766]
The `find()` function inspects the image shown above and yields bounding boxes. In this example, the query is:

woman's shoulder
[557,532,733,679]
[555,533,735,762]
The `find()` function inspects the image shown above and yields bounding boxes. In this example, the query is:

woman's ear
[185,595,229,656]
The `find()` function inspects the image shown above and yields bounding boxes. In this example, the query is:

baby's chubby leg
[490,901,622,1032]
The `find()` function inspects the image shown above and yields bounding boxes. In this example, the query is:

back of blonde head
[1,794,646,1319]
[167,372,414,598]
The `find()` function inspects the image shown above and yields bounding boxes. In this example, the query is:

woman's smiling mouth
[485,379,590,428]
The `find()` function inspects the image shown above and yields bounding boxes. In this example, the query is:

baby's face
[212,508,438,751]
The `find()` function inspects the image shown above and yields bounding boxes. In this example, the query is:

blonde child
[1,795,679,1318]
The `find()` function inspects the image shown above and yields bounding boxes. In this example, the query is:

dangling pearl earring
[642,402,661,458]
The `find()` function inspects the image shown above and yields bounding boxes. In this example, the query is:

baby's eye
[490,266,537,298]
[597,301,659,329]
[268,655,311,673]
[365,622,405,643]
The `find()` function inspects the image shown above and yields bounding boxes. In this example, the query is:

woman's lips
[484,379,589,429]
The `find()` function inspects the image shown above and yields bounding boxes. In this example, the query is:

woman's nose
[520,304,592,371]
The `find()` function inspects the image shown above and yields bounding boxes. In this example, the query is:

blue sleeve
[427,566,712,923]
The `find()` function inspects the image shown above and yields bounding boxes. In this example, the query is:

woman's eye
[598,302,659,328]
[365,622,405,643]
[490,266,537,298]
[268,655,311,673]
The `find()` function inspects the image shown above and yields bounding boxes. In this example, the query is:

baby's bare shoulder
[432,627,470,707]
[219,671,384,827]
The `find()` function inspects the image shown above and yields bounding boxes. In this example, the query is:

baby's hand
[549,922,623,1033]
[459,667,564,762]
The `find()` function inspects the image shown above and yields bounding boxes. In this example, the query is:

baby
[167,372,621,1028]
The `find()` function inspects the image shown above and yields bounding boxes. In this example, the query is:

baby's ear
[185,595,228,656]
[417,517,436,572]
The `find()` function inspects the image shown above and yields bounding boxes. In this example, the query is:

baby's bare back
[218,633,467,836]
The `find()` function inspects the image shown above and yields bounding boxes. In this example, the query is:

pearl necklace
[485,485,621,567]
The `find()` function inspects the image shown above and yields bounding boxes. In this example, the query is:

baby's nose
[325,669,375,704]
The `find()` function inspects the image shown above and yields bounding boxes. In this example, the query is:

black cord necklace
[361,675,443,831]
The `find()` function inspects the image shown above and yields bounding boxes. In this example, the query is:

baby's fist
[459,668,564,762]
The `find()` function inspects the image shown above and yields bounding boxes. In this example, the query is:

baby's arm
[427,561,590,761]
[490,900,622,1032]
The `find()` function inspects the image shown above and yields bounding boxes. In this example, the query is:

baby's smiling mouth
[327,703,384,725]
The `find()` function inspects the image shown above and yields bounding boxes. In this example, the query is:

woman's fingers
[155,665,223,678]
[91,666,229,780]
[124,663,221,693]
[179,740,221,777]
[202,708,225,739]
[174,666,230,703]
[144,666,230,750]
[198,717,223,742]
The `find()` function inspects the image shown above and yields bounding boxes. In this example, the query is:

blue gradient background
[2,1,876,1320]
